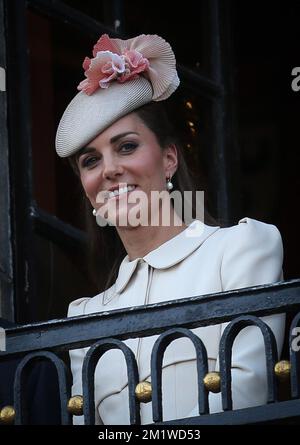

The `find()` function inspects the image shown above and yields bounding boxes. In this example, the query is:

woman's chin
[96,198,150,227]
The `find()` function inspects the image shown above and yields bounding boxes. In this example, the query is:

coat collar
[114,221,220,295]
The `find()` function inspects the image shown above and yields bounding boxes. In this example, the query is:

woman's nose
[102,155,123,179]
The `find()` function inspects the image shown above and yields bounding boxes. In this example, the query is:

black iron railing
[1,279,300,425]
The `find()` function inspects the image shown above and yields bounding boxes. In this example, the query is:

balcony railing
[1,279,300,425]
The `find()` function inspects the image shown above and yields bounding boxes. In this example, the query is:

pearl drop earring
[166,176,173,191]
[92,209,97,216]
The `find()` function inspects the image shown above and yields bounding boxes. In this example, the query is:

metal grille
[1,280,299,425]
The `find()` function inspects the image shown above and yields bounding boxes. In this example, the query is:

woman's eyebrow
[77,131,139,159]
[110,131,139,144]
[77,146,97,159]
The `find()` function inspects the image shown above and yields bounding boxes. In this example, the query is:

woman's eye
[119,142,138,153]
[81,156,99,168]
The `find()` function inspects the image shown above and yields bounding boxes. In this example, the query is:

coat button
[135,381,152,403]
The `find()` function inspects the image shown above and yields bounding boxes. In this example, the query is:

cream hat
[55,34,180,158]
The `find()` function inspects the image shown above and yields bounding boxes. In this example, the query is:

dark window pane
[62,0,109,24]
[33,233,95,321]
[123,0,209,76]
[62,0,210,75]
[165,87,215,218]
[27,8,98,229]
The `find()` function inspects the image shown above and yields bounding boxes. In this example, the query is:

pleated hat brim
[55,77,153,158]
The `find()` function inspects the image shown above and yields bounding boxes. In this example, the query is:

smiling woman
[77,113,179,234]
[67,98,206,289]
[55,33,285,425]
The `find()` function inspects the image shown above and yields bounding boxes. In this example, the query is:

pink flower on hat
[78,35,149,95]
[120,50,149,83]
[77,34,179,101]
[78,51,125,94]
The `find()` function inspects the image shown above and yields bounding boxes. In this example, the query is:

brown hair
[69,101,217,291]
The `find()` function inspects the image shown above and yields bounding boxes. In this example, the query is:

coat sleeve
[68,297,103,425]
[188,217,285,416]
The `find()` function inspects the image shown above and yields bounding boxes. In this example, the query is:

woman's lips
[107,184,137,200]
[95,185,141,209]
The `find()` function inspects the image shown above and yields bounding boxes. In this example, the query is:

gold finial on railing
[274,360,291,381]
[0,405,15,424]
[135,381,152,403]
[203,372,221,393]
[67,395,84,416]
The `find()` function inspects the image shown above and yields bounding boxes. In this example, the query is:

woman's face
[77,112,178,226]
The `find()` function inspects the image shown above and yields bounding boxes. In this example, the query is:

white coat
[68,217,285,424]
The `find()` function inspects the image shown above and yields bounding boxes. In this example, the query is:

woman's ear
[163,143,178,177]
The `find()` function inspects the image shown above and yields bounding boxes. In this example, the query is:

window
[3,0,297,323]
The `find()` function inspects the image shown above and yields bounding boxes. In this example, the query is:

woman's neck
[116,210,187,261]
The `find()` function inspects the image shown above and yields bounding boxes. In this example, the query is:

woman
[56,34,284,424]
